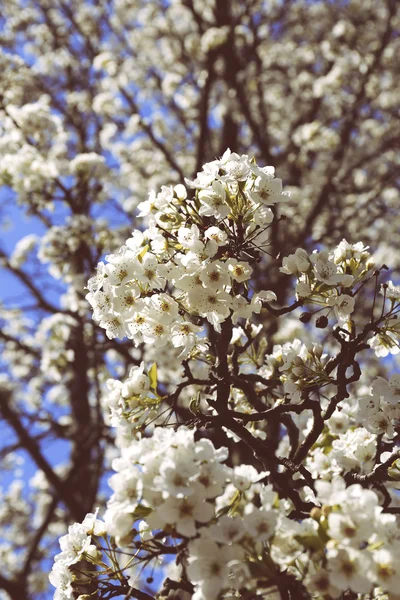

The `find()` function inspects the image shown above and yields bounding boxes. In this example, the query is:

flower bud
[299,312,312,323]
[316,315,328,329]
[310,507,322,521]
[321,505,332,517]
[313,344,323,359]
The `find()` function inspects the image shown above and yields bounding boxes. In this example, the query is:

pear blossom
[384,281,400,301]
[204,226,228,246]
[372,375,400,405]
[170,321,204,355]
[198,181,230,219]
[370,331,400,357]
[226,258,253,282]
[187,537,243,600]
[311,250,354,286]
[199,261,231,290]
[327,293,356,320]
[121,363,150,399]
[247,175,284,205]
[156,492,215,537]
[49,563,74,600]
[280,248,310,274]
[243,508,277,542]
[327,546,372,594]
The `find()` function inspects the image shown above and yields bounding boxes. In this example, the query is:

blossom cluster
[301,480,400,598]
[51,427,400,600]
[86,149,280,349]
[49,511,105,600]
[51,427,282,600]
[357,375,400,437]
[50,153,400,600]
[280,241,373,323]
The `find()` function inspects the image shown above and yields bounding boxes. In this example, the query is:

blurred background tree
[0,0,399,598]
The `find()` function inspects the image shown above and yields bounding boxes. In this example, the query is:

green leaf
[294,534,324,552]
[138,244,149,262]
[148,362,157,391]
[131,505,153,519]
[388,459,400,481]
[189,392,201,415]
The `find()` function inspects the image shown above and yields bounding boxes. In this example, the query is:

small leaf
[388,459,400,481]
[148,362,157,391]
[138,244,149,262]
[189,392,201,415]
[132,505,153,519]
[294,534,324,552]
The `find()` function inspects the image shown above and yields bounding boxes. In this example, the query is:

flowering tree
[48,151,400,600]
[0,1,399,599]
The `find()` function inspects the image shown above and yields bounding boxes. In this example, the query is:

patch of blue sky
[0,187,68,320]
